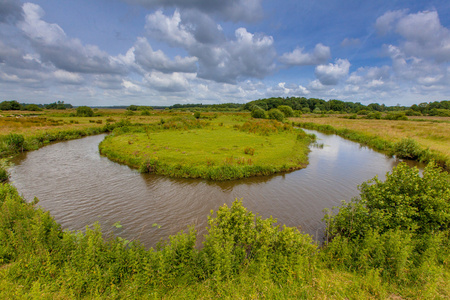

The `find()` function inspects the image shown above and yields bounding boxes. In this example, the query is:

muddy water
[9,130,422,247]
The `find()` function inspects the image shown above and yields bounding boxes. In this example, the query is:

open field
[99,115,313,180]
[292,115,450,168]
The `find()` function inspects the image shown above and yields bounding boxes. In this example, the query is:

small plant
[244,147,255,156]
[194,111,201,119]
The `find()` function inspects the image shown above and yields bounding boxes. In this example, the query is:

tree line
[0,100,73,111]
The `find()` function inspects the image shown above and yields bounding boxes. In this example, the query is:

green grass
[99,116,313,180]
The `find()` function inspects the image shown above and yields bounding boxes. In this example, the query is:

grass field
[99,115,313,180]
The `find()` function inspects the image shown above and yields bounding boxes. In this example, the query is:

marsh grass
[100,117,312,180]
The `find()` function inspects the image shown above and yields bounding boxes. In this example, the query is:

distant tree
[24,104,43,111]
[251,106,266,119]
[127,105,139,111]
[76,106,94,117]
[277,105,294,117]
[267,108,284,121]
[0,100,21,110]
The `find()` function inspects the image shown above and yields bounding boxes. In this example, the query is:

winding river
[9,130,422,247]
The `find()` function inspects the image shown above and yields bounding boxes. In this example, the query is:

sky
[1,0,450,107]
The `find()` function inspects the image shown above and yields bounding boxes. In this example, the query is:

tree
[267,108,284,121]
[76,106,94,117]
[0,100,21,110]
[251,106,266,119]
[277,105,294,117]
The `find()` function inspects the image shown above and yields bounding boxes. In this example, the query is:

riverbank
[99,115,314,180]
[292,115,450,169]
[1,161,449,298]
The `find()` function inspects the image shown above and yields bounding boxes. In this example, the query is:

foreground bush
[1,162,449,298]
[323,162,450,281]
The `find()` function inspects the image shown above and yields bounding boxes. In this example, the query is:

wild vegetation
[0,161,449,298]
[0,103,449,298]
[99,115,314,180]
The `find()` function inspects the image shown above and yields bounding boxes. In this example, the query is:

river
[9,130,422,247]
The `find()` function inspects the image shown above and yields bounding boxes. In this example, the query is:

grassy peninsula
[99,115,314,180]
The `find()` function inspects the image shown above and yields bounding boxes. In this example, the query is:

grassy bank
[1,161,449,298]
[99,115,314,180]
[293,116,450,169]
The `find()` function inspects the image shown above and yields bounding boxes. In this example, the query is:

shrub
[384,112,408,120]
[267,108,284,121]
[244,147,255,156]
[366,112,382,119]
[277,105,294,117]
[405,109,422,116]
[302,107,311,113]
[357,109,369,115]
[251,106,266,119]
[194,111,201,119]
[324,162,450,240]
[391,138,422,159]
[141,109,151,116]
[76,106,94,117]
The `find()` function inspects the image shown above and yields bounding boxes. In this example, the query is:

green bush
[277,105,294,117]
[76,106,94,117]
[366,112,382,119]
[141,109,151,116]
[324,162,450,240]
[251,106,266,119]
[391,138,423,159]
[384,112,408,120]
[267,108,284,121]
[194,111,201,119]
[405,109,422,116]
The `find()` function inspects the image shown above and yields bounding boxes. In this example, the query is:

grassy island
[99,115,314,180]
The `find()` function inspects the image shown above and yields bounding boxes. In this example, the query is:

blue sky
[1,0,450,106]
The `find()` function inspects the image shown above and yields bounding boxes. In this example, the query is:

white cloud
[143,71,194,92]
[132,37,197,73]
[145,10,276,83]
[145,10,195,48]
[122,0,264,22]
[375,10,407,35]
[315,59,350,85]
[267,82,310,97]
[19,3,126,75]
[279,43,330,66]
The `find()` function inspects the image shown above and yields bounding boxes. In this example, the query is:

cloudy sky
[1,0,450,106]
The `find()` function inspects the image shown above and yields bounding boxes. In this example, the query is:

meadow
[99,115,314,180]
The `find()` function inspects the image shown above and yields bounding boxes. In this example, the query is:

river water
[9,130,422,247]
